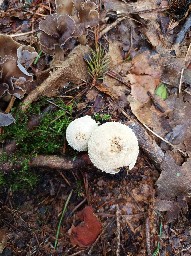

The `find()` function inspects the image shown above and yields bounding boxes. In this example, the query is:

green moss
[0,97,73,192]
[94,113,111,122]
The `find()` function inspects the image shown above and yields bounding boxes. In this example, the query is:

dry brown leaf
[68,206,102,248]
[127,74,159,103]
[106,41,123,68]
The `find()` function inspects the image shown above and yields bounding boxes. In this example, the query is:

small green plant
[54,190,73,249]
[155,83,168,100]
[152,220,163,256]
[84,46,110,81]
[94,113,111,122]
[75,180,84,197]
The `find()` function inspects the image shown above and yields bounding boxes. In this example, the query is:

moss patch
[0,97,73,191]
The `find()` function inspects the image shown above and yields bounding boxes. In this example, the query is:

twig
[9,30,38,37]
[68,250,85,256]
[142,122,187,156]
[0,154,91,172]
[178,68,185,94]
[178,43,191,93]
[5,96,16,114]
[175,14,191,44]
[146,217,152,256]
[54,190,73,249]
[57,171,71,186]
[88,218,116,255]
[68,198,87,217]
[106,70,131,90]
[99,16,127,38]
[116,204,121,256]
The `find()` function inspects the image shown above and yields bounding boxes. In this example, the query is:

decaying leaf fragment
[55,0,74,15]
[21,45,90,111]
[39,14,80,55]
[0,113,15,126]
[69,206,102,247]
[0,34,37,99]
[73,0,99,31]
[127,51,162,103]
[156,157,191,199]
[39,0,99,56]
[127,51,171,136]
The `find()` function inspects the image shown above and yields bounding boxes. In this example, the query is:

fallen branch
[0,154,91,172]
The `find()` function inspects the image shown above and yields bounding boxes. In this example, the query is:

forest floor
[0,0,191,255]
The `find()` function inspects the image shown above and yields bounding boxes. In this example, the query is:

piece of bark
[128,121,191,199]
[128,121,165,167]
[21,45,90,112]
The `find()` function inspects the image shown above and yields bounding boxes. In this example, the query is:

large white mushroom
[66,115,98,151]
[88,122,139,174]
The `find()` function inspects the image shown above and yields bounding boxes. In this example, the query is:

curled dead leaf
[68,206,102,247]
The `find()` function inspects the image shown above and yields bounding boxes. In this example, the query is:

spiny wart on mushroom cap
[88,122,139,174]
[66,115,98,151]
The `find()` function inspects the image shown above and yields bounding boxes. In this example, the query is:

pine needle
[54,190,73,249]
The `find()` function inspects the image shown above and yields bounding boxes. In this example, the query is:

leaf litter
[0,0,191,255]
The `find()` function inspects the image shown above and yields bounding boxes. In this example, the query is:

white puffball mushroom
[66,115,98,151]
[88,122,139,174]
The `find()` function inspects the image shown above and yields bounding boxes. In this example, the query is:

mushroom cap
[88,122,139,174]
[66,115,98,151]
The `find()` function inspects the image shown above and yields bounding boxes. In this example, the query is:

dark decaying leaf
[0,34,37,99]
[0,113,15,126]
[156,156,191,199]
[55,0,74,15]
[39,1,99,55]
[39,14,78,55]
[73,0,99,30]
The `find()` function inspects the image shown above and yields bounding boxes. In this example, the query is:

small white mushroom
[66,115,98,151]
[88,122,139,174]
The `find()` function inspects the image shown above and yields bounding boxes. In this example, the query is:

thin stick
[146,217,152,256]
[88,218,116,255]
[178,68,184,94]
[9,30,37,37]
[58,171,71,186]
[5,96,16,114]
[99,17,127,38]
[116,204,121,256]
[178,43,191,94]
[142,122,187,156]
[54,190,73,249]
[69,198,87,217]
[68,250,85,256]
